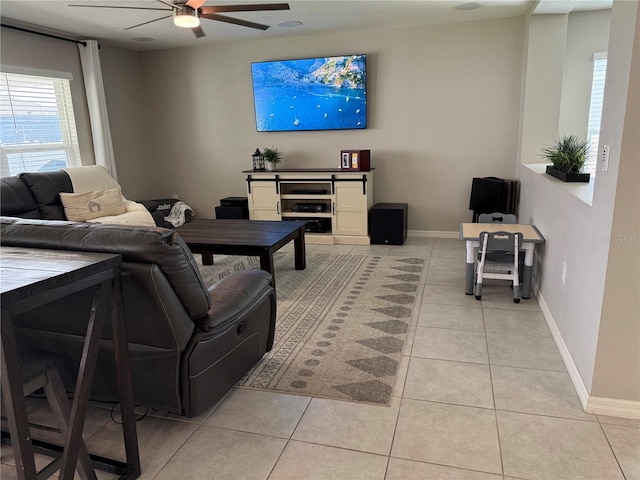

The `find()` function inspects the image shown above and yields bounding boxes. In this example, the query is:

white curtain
[78,40,118,180]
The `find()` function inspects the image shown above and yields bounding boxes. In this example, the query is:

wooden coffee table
[176,219,306,287]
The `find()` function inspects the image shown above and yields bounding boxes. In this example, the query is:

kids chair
[475,231,523,303]
[477,212,517,224]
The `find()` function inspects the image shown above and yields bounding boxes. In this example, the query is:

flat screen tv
[251,54,366,132]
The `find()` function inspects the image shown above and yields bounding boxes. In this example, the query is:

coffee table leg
[202,253,214,265]
[260,251,276,288]
[294,227,306,270]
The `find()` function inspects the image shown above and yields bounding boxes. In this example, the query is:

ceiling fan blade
[124,15,172,30]
[192,25,206,38]
[201,12,269,30]
[156,0,183,9]
[68,5,171,11]
[185,0,207,10]
[201,4,289,13]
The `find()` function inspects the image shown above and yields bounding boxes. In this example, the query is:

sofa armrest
[196,270,274,335]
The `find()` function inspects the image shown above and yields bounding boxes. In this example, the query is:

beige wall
[518,1,638,401]
[0,27,95,167]
[591,3,640,402]
[99,45,154,199]
[135,16,525,229]
[518,14,568,166]
[558,10,611,138]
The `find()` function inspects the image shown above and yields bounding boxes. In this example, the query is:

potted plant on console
[540,135,591,182]
[263,147,283,171]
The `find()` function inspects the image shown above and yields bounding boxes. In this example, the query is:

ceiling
[0,0,612,52]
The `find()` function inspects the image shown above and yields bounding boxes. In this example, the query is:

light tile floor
[2,238,639,479]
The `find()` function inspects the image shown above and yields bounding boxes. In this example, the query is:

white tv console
[243,169,374,245]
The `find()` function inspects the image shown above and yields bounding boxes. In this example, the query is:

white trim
[587,397,640,420]
[537,289,640,420]
[0,64,73,80]
[408,229,458,239]
[536,290,590,410]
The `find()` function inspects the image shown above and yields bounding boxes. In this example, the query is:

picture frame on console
[341,152,350,169]
[340,149,371,171]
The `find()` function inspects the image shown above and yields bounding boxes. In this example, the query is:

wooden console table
[243,169,374,245]
[0,247,140,479]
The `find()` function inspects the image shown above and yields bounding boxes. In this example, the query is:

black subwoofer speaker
[369,203,408,245]
[215,206,248,219]
[215,196,249,219]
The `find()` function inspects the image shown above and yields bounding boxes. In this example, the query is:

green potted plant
[540,135,591,182]
[263,147,283,171]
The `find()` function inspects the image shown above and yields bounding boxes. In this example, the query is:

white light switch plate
[601,144,610,172]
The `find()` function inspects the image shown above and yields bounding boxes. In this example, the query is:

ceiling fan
[68,1,290,38]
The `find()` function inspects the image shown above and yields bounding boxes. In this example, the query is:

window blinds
[0,71,81,178]
[585,52,607,173]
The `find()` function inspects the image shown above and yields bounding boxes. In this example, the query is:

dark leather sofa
[1,171,276,417]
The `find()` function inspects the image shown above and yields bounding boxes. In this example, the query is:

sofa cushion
[0,216,211,320]
[0,177,39,218]
[60,187,126,221]
[19,170,73,220]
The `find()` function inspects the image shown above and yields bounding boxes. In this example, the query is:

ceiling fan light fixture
[174,8,200,28]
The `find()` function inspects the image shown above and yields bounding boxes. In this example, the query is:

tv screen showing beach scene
[251,54,366,132]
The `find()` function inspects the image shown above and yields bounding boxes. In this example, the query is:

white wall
[134,17,525,229]
[518,1,638,400]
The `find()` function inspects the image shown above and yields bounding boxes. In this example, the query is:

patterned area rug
[196,251,427,405]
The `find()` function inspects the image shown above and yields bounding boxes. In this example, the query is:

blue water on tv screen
[251,54,366,132]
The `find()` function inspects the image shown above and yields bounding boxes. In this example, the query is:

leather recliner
[0,172,276,417]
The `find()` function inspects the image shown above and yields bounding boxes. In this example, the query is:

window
[584,52,607,174]
[0,69,81,178]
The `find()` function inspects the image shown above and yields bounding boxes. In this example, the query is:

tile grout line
[482,301,507,478]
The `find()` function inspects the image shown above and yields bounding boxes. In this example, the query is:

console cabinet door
[333,182,367,236]
[249,182,281,220]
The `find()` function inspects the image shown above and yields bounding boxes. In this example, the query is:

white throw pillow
[60,187,126,221]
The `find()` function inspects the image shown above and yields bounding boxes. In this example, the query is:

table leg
[201,253,214,266]
[1,309,38,480]
[465,240,476,295]
[294,227,306,271]
[522,246,535,299]
[59,280,111,480]
[109,269,141,479]
[260,250,276,288]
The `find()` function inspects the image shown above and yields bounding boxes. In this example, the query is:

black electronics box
[220,196,249,208]
[289,188,328,195]
[216,196,249,219]
[370,203,408,245]
[215,206,248,219]
[285,218,330,233]
[292,203,326,213]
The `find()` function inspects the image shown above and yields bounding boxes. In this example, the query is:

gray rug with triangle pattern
[196,251,427,405]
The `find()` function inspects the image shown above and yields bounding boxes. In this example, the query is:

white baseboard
[587,396,640,419]
[408,230,458,239]
[536,291,590,410]
[537,290,640,420]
